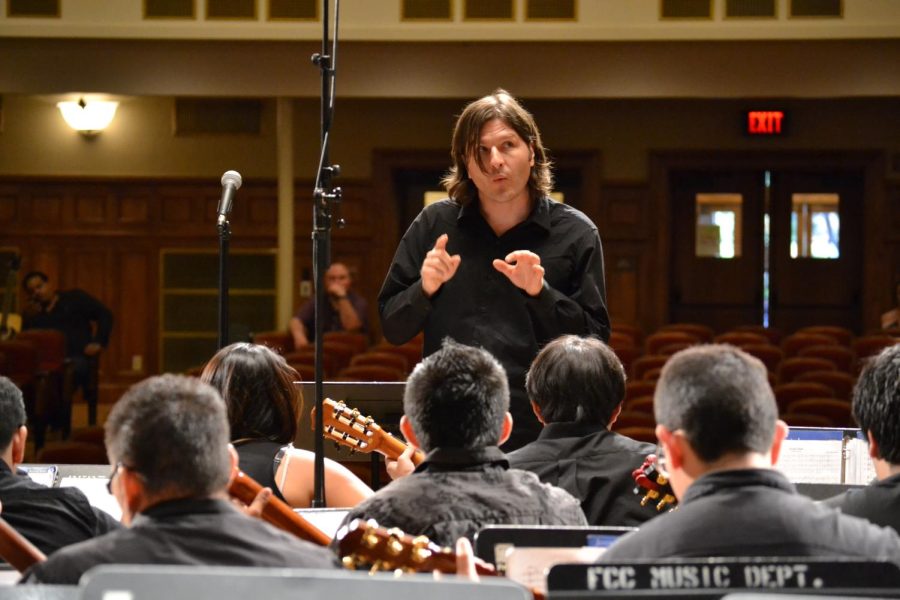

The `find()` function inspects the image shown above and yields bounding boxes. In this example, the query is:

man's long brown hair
[441,89,553,206]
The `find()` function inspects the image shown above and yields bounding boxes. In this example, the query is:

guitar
[227,469,331,546]
[315,399,425,466]
[335,518,495,575]
[0,515,46,572]
[0,254,22,340]
[631,454,677,512]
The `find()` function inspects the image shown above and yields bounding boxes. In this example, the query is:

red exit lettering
[747,111,785,135]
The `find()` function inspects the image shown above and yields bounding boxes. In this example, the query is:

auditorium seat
[645,331,700,355]
[14,329,72,437]
[613,410,656,429]
[336,365,406,382]
[626,396,655,414]
[611,323,642,346]
[350,351,409,374]
[777,357,837,383]
[783,412,834,427]
[290,363,315,381]
[713,331,769,347]
[284,350,339,379]
[797,325,854,346]
[741,343,784,373]
[251,330,294,355]
[642,367,663,382]
[773,382,835,413]
[785,398,854,427]
[795,370,856,401]
[656,342,693,357]
[781,332,838,357]
[851,335,898,364]
[657,323,715,343]
[631,355,668,380]
[70,425,105,446]
[624,381,656,402]
[371,342,423,371]
[731,324,783,345]
[322,331,369,355]
[609,331,636,349]
[797,344,854,372]
[37,441,108,464]
[611,345,641,377]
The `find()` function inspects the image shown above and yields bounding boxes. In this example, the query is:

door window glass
[791,193,839,259]
[695,193,742,258]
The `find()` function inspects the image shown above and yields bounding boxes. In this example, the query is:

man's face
[465,118,534,208]
[25,276,54,304]
[325,264,352,289]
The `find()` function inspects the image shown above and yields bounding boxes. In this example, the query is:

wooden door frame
[650,150,885,333]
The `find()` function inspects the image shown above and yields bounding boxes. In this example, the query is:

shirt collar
[457,196,552,234]
[134,497,233,524]
[537,421,608,440]
[682,468,796,505]
[416,446,509,473]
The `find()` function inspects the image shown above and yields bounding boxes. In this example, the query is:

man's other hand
[421,234,461,297]
[493,251,545,297]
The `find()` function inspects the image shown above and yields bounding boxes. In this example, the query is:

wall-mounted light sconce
[57,98,118,135]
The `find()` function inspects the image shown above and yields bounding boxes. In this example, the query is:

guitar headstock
[320,398,384,453]
[336,518,453,573]
[631,454,677,512]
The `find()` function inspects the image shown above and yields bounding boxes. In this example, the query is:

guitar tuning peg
[369,560,385,575]
[363,532,380,549]
[386,538,403,557]
[341,555,358,570]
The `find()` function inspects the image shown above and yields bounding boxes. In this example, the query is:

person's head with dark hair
[526,335,625,427]
[0,377,28,468]
[441,88,553,207]
[653,344,787,499]
[104,374,234,524]
[200,342,299,444]
[22,271,55,305]
[852,344,900,476]
[400,339,511,453]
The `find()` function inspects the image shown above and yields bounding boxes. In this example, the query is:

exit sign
[744,110,788,136]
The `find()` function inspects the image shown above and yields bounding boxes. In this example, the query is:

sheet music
[776,430,844,483]
[504,546,604,595]
[59,476,122,521]
[844,436,877,485]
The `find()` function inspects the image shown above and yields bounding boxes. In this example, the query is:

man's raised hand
[421,234,461,297]
[493,251,544,296]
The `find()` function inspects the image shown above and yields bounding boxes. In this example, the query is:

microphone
[217,170,242,224]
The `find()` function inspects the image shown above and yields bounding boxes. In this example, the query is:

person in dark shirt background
[290,262,368,348]
[379,89,610,450]
[0,376,119,556]
[22,271,112,426]
[507,335,657,527]
[825,343,900,532]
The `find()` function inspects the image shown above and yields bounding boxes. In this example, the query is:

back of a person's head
[853,344,900,464]
[404,339,509,451]
[105,374,231,498]
[200,342,299,444]
[526,335,625,426]
[654,344,777,463]
[0,377,26,452]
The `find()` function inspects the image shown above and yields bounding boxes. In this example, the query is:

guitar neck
[0,516,46,572]
[227,470,331,547]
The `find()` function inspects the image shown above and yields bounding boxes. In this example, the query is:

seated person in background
[201,342,373,508]
[506,335,657,527]
[0,376,120,555]
[825,344,900,532]
[22,270,113,426]
[22,374,339,584]
[290,262,368,348]
[602,344,900,563]
[342,339,587,548]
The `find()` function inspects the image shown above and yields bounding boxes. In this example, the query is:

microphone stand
[311,0,342,508]
[217,216,231,350]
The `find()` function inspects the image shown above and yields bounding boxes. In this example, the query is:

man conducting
[379,89,610,449]
[601,345,900,562]
[23,374,338,584]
